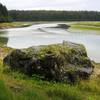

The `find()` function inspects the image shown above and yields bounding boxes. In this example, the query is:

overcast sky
[0,0,100,11]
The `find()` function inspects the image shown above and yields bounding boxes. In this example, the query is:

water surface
[0,22,100,62]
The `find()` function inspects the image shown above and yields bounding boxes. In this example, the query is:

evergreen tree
[0,3,10,22]
[9,10,100,21]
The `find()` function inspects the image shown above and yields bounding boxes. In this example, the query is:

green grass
[73,22,100,27]
[70,21,100,31]
[0,80,13,100]
[0,58,100,100]
[0,22,33,29]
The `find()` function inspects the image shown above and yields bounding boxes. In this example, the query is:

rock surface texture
[3,41,94,83]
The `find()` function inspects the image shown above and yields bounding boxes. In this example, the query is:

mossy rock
[3,41,94,83]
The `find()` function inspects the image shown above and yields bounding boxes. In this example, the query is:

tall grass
[0,59,100,100]
[0,80,13,100]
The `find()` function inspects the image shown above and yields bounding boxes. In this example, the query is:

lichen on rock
[3,41,94,83]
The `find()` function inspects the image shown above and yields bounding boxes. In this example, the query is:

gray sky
[1,0,100,11]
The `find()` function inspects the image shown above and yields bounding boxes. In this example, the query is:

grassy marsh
[70,21,100,31]
[0,22,33,29]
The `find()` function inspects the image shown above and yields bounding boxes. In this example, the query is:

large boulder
[3,41,94,83]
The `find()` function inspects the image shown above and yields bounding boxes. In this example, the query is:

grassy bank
[0,45,100,100]
[70,21,100,32]
[0,60,100,100]
[0,22,33,29]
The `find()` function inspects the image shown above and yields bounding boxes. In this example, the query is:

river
[0,22,100,63]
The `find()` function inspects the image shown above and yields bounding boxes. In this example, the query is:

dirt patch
[0,48,6,60]
[0,46,12,60]
[92,63,100,77]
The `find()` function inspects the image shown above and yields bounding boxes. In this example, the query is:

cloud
[0,0,100,11]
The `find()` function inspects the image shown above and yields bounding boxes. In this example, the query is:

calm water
[0,22,100,62]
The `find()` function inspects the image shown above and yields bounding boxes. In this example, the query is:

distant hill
[0,3,10,22]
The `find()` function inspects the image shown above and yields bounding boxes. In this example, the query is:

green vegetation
[9,10,100,21]
[0,37,8,46]
[0,80,13,100]
[70,21,100,31]
[0,22,33,29]
[0,59,100,100]
[0,3,11,22]
[0,45,100,100]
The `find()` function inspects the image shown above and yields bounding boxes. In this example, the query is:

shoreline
[0,22,33,29]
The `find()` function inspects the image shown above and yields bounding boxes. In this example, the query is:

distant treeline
[0,3,10,22]
[9,10,100,21]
